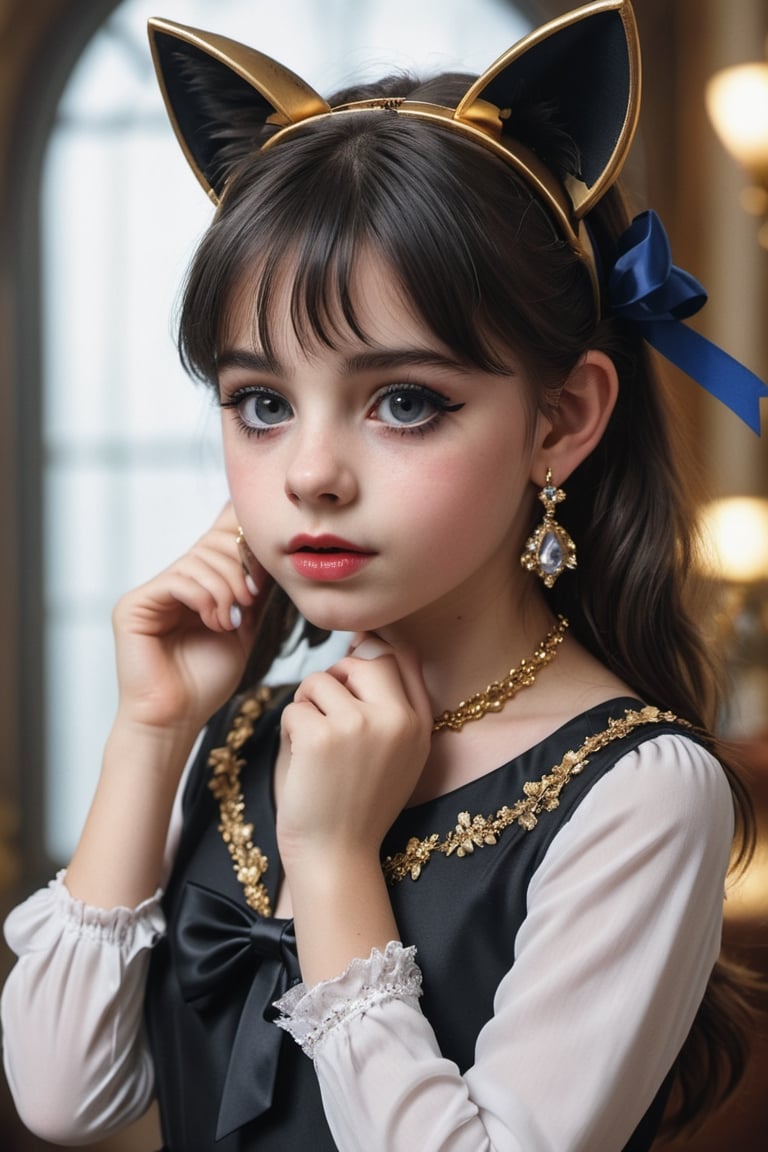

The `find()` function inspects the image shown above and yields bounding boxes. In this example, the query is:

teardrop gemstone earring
[520,469,577,588]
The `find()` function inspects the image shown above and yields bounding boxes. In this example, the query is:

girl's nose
[284,431,358,507]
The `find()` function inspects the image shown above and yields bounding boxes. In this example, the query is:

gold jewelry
[208,686,275,916]
[207,690,687,900]
[235,525,259,594]
[385,706,689,882]
[148,2,642,309]
[432,616,569,733]
[520,470,577,588]
[235,525,248,572]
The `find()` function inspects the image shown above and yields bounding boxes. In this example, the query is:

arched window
[41,0,531,863]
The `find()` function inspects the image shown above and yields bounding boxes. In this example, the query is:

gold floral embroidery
[382,706,690,883]
[208,695,689,903]
[208,685,275,916]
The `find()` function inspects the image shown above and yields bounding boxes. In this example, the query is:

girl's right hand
[111,503,266,737]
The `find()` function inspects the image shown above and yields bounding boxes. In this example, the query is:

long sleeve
[0,730,201,1145]
[275,735,734,1152]
[1,873,164,1144]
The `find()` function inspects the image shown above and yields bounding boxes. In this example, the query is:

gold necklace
[208,620,569,912]
[431,615,569,733]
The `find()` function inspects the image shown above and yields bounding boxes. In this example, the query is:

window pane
[42,0,530,861]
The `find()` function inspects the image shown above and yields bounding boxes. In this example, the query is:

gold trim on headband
[148,2,642,307]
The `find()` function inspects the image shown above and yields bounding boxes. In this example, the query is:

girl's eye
[372,385,463,431]
[221,388,293,432]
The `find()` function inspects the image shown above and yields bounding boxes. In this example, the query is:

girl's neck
[377,581,558,724]
[387,592,635,809]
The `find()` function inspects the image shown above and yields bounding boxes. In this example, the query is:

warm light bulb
[707,63,768,177]
[698,497,768,582]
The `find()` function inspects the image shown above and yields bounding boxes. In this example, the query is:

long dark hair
[177,71,757,1136]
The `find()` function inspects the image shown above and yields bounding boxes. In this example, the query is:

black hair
[177,71,758,1136]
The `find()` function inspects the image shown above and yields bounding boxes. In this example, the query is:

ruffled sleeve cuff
[4,869,165,959]
[2,872,165,1143]
[273,941,422,1059]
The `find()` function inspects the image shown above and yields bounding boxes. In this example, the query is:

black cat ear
[148,18,329,203]
[455,0,640,218]
[147,5,640,308]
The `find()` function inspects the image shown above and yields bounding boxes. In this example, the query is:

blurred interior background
[0,1,766,1148]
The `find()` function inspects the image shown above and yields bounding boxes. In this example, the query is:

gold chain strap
[208,691,687,910]
[208,686,275,916]
[383,706,688,882]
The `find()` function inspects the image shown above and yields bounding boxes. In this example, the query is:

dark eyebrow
[217,347,472,377]
[216,349,279,375]
[342,349,473,376]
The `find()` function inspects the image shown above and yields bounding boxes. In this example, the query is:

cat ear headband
[148,0,766,432]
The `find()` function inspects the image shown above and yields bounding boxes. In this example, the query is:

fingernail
[229,604,243,628]
[245,574,259,597]
[352,638,388,660]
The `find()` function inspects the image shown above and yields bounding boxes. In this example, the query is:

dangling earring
[520,469,577,588]
[235,525,259,596]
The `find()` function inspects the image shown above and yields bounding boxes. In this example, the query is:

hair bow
[148,4,766,433]
[608,211,767,433]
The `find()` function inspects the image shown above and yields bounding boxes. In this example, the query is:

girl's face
[218,253,546,639]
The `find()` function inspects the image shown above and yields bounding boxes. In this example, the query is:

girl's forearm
[63,714,199,909]
[288,852,399,986]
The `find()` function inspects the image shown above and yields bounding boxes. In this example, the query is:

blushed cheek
[405,475,510,558]
[221,429,243,493]
[431,457,529,559]
[223,437,274,500]
[420,450,525,518]
[232,515,284,585]
[222,459,282,563]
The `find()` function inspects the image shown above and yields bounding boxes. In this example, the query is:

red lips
[287,535,375,581]
[287,534,370,554]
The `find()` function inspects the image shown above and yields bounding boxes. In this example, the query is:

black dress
[146,689,696,1151]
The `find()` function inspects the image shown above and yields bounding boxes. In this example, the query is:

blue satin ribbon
[176,881,301,1140]
[607,210,767,434]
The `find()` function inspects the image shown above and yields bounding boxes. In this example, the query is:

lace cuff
[273,940,422,1058]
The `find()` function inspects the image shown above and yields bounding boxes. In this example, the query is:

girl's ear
[531,350,619,485]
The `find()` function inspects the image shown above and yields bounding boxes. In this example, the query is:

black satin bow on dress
[175,881,301,1140]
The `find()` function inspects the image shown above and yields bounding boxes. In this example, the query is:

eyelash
[219,387,290,439]
[370,383,465,437]
[218,383,465,439]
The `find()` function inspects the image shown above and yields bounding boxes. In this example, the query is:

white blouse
[2,734,734,1151]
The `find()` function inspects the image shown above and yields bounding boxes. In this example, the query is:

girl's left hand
[277,637,433,869]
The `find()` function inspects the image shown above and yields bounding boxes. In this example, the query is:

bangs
[232,206,382,367]
[179,108,594,389]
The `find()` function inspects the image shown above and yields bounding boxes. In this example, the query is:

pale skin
[65,252,629,986]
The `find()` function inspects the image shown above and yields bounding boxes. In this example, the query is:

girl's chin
[301,608,392,635]
[292,596,398,638]
[278,579,411,637]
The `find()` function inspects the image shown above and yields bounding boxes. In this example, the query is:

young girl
[3,2,766,1149]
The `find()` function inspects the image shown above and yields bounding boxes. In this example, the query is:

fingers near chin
[349,644,431,731]
[349,637,391,661]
